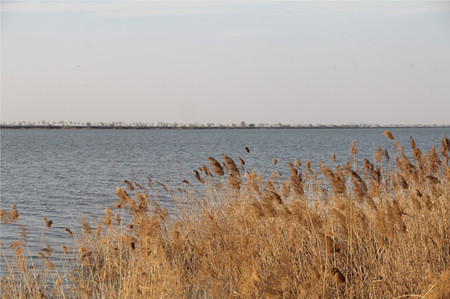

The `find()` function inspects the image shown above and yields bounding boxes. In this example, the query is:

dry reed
[1,134,449,298]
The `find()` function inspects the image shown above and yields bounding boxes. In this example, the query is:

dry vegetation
[1,132,449,298]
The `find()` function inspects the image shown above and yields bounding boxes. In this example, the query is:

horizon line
[1,122,449,129]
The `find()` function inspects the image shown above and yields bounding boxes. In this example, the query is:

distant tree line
[1,121,448,129]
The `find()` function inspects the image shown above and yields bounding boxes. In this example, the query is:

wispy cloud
[2,1,250,18]
[384,2,450,16]
[2,1,448,19]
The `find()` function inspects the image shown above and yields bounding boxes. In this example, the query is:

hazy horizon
[2,1,450,125]
[1,120,449,127]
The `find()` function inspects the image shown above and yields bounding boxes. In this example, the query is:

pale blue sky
[1,1,450,125]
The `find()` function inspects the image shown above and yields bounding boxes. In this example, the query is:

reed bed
[1,133,449,298]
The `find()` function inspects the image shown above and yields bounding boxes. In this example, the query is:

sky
[1,1,450,126]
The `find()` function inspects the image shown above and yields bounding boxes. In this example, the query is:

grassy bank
[1,132,449,298]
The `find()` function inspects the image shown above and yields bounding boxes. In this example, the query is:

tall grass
[1,133,449,298]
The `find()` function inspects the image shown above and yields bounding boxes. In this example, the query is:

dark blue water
[0,128,448,270]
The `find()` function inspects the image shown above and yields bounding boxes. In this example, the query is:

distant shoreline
[1,125,449,130]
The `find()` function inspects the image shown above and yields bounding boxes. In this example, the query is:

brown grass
[1,134,449,298]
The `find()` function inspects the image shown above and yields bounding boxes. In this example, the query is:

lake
[0,127,448,266]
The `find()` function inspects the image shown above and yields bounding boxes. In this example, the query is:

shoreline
[1,125,449,130]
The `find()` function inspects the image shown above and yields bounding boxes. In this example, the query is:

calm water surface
[1,128,448,268]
